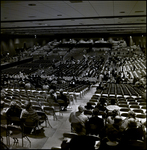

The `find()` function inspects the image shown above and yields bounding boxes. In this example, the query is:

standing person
[99,72,104,84]
[69,105,88,133]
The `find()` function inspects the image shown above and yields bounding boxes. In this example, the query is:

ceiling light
[28,16,36,18]
[70,1,83,3]
[28,4,36,6]
[137,19,145,21]
[135,11,144,13]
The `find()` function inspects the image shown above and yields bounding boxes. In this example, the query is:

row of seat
[96,83,142,97]
[86,94,146,122]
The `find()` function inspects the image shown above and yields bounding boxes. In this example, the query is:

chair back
[127,140,145,149]
[44,106,55,115]
[23,118,38,127]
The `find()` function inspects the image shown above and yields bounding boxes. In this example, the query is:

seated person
[61,122,99,150]
[85,108,104,136]
[122,118,145,141]
[100,116,124,141]
[99,126,122,150]
[121,118,146,149]
[49,90,58,103]
[121,110,141,129]
[95,101,107,118]
[85,102,95,110]
[69,105,88,133]
[57,89,69,111]
[106,109,120,124]
[6,101,22,125]
[20,101,41,134]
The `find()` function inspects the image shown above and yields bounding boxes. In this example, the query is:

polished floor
[5,86,97,149]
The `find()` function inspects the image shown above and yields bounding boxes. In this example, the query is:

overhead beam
[1,15,146,23]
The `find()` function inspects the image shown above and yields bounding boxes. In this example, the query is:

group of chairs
[84,94,146,123]
[1,88,68,148]
[1,114,32,148]
[0,102,63,148]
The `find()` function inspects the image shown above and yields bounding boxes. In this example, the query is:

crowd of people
[0,41,146,149]
[60,104,146,150]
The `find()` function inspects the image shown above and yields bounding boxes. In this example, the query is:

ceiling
[1,1,146,36]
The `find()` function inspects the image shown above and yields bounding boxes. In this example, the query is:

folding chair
[37,111,52,128]
[53,103,63,116]
[7,116,31,148]
[121,113,128,117]
[132,109,143,114]
[84,110,92,116]
[43,106,57,121]
[0,115,9,145]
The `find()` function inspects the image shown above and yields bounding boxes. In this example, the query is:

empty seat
[136,114,146,119]
[121,113,128,117]
[127,99,136,102]
[138,102,146,105]
[141,106,146,109]
[120,108,130,112]
[132,109,143,114]
[126,97,134,100]
[130,105,140,109]
[89,99,98,102]
[128,102,138,105]
[118,104,129,108]
[118,102,128,105]
[117,98,126,102]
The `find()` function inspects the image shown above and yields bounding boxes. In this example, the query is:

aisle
[41,87,96,149]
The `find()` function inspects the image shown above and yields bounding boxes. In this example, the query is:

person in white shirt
[69,105,88,133]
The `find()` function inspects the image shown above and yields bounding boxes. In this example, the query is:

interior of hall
[1,1,146,150]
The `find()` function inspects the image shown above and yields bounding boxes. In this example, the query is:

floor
[4,86,97,149]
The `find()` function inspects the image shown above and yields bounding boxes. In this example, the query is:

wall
[1,36,51,57]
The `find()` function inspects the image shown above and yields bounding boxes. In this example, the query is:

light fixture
[28,16,36,18]
[15,38,19,44]
[28,4,36,6]
[119,11,125,13]
[70,1,83,3]
[135,11,144,13]
[57,14,62,16]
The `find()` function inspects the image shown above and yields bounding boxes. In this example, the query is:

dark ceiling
[1,1,146,36]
